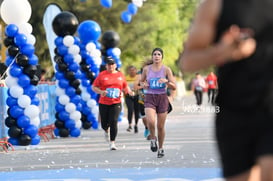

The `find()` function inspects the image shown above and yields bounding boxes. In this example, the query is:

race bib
[195,86,202,91]
[208,80,213,85]
[149,78,166,89]
[106,88,120,98]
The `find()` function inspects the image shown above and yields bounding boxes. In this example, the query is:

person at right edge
[140,48,176,158]
[180,0,273,180]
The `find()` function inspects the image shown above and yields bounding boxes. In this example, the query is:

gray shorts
[144,94,169,113]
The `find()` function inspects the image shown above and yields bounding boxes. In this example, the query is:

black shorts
[216,107,273,177]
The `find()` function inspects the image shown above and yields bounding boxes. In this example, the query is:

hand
[100,90,107,97]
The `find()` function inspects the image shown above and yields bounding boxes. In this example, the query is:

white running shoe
[110,142,117,150]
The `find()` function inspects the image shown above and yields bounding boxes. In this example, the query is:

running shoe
[126,126,132,132]
[104,131,109,142]
[144,128,150,138]
[134,125,138,133]
[157,148,164,158]
[110,142,117,150]
[150,139,158,152]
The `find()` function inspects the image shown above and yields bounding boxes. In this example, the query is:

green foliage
[2,0,199,78]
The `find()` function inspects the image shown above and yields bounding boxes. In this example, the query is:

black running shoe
[157,149,164,158]
[134,125,138,133]
[126,126,132,132]
[150,139,158,152]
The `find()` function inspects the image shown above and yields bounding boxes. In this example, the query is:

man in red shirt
[206,72,218,105]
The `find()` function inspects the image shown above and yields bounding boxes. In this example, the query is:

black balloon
[101,31,120,48]
[59,128,69,137]
[5,116,17,128]
[52,11,79,37]
[16,54,29,67]
[81,64,90,72]
[70,79,80,88]
[23,65,37,78]
[86,71,95,80]
[30,75,40,85]
[58,62,68,72]
[55,119,65,129]
[8,45,20,57]
[65,71,75,80]
[4,37,14,47]
[18,134,31,146]
[8,126,22,138]
[81,114,87,122]
[82,121,92,129]
[54,55,63,64]
[75,87,82,95]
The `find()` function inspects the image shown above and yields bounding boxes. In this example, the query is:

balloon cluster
[77,20,101,129]
[121,0,145,23]
[1,0,41,146]
[101,31,122,69]
[52,11,82,137]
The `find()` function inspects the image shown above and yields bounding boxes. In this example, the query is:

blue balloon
[94,41,102,49]
[54,37,64,46]
[24,85,38,98]
[100,0,112,8]
[14,33,28,47]
[9,64,22,77]
[92,120,99,129]
[77,20,102,43]
[65,86,76,97]
[69,62,79,72]
[59,111,70,121]
[64,54,74,64]
[55,103,65,112]
[55,72,64,80]
[128,3,138,15]
[18,74,31,88]
[65,119,75,129]
[54,128,60,136]
[70,95,81,104]
[121,11,132,24]
[31,135,41,145]
[31,96,40,106]
[28,54,39,65]
[57,45,68,56]
[21,44,35,56]
[9,105,24,118]
[24,125,38,138]
[6,97,18,107]
[70,128,81,137]
[58,78,69,89]
[17,115,31,128]
[5,24,19,37]
[8,137,19,145]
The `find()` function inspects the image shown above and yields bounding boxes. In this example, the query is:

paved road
[0,94,223,181]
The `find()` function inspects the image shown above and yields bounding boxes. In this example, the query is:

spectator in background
[191,73,206,106]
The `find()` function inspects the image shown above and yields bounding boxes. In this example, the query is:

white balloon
[87,99,96,108]
[26,34,36,45]
[63,35,74,47]
[9,85,24,98]
[5,76,18,88]
[58,94,70,105]
[30,116,40,127]
[65,103,76,113]
[18,94,31,108]
[86,42,96,52]
[75,120,82,129]
[132,0,143,7]
[70,111,81,121]
[73,54,82,64]
[68,45,80,55]
[24,105,40,119]
[0,0,32,25]
[18,22,33,34]
[112,47,121,56]
[56,87,65,96]
[81,92,91,101]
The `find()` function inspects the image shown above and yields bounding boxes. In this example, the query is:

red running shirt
[93,70,128,105]
[206,74,218,89]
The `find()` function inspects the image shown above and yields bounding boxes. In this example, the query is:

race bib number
[208,80,213,85]
[106,88,120,98]
[149,78,166,89]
